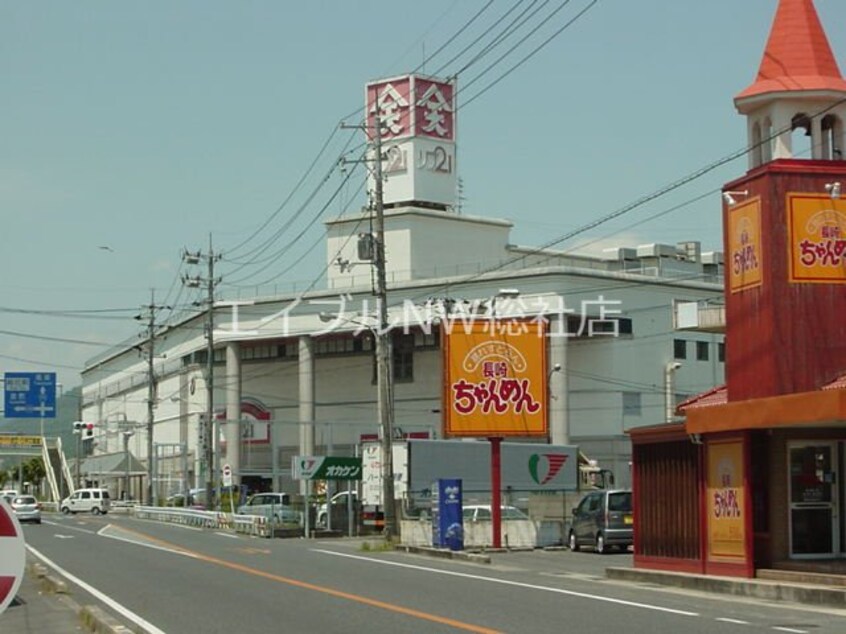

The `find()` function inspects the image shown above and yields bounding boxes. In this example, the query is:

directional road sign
[0,498,25,615]
[3,372,57,419]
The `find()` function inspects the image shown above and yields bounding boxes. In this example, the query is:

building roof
[676,385,727,414]
[821,372,846,390]
[736,0,846,102]
[76,451,147,478]
[678,371,846,414]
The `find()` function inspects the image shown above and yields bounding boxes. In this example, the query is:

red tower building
[632,0,846,578]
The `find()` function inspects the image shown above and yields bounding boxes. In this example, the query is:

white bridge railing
[132,506,271,538]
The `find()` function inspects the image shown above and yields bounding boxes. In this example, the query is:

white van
[60,488,111,515]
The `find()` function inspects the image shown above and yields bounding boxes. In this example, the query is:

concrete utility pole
[138,289,170,506]
[183,236,222,511]
[371,112,397,540]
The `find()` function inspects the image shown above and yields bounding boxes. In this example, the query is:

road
[20,513,846,634]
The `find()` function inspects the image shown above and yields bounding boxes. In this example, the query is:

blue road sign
[3,372,57,419]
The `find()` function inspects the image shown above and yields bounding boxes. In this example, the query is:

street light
[123,431,135,501]
[664,361,682,424]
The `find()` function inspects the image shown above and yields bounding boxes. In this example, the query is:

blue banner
[433,478,463,551]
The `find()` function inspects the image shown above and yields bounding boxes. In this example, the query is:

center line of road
[773,628,809,634]
[313,549,700,617]
[716,617,749,625]
[92,525,502,634]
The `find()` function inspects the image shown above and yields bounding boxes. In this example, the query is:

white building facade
[80,73,725,501]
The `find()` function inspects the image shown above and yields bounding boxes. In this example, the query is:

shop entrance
[788,442,841,558]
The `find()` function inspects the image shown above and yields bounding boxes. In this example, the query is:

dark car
[568,489,632,554]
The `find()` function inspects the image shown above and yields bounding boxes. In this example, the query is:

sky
[2,0,846,390]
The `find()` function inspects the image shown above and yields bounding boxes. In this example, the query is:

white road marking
[44,520,99,535]
[313,549,699,617]
[215,532,239,539]
[26,545,168,634]
[773,628,808,634]
[54,534,74,539]
[96,525,199,558]
[717,617,750,625]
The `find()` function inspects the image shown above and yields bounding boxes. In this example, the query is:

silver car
[236,492,301,525]
[11,495,42,524]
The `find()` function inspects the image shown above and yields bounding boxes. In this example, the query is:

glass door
[788,443,839,558]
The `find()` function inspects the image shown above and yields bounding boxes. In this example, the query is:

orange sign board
[727,197,763,293]
[706,439,746,561]
[788,193,846,283]
[443,320,547,438]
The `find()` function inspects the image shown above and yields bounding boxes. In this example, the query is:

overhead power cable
[444,0,551,78]
[0,328,114,347]
[223,125,345,260]
[461,0,599,108]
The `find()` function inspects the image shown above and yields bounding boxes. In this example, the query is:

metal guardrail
[131,505,271,538]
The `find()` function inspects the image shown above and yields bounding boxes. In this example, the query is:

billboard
[788,193,846,283]
[443,320,547,437]
[365,74,456,209]
[727,197,763,293]
[408,440,578,494]
[365,74,455,142]
[706,438,747,561]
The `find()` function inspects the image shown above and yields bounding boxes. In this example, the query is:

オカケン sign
[443,320,547,438]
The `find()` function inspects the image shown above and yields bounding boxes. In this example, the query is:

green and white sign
[292,456,362,481]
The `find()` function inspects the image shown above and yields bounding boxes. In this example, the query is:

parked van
[60,488,111,515]
[567,489,632,554]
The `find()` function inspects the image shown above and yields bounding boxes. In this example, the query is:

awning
[78,452,147,478]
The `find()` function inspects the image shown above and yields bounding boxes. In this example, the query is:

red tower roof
[736,0,846,102]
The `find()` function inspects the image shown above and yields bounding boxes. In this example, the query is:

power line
[461,0,598,107]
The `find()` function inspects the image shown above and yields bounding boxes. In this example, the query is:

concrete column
[225,341,241,486]
[548,314,569,445]
[299,336,315,496]
[178,371,190,493]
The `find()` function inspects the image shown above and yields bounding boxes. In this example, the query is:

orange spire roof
[736,0,846,101]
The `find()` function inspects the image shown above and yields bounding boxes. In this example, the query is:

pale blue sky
[2,0,845,388]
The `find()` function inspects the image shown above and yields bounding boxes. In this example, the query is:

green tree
[22,457,46,488]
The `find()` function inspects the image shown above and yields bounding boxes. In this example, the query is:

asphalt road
[20,513,846,634]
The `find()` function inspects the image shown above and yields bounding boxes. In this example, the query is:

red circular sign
[0,499,25,615]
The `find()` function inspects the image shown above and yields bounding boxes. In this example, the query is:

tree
[22,457,46,488]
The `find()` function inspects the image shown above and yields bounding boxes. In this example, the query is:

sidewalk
[399,544,846,609]
[0,558,130,634]
[606,566,846,609]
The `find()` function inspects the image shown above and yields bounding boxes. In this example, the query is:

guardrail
[132,506,271,538]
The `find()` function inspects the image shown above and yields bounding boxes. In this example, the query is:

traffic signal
[73,421,85,434]
[84,423,94,439]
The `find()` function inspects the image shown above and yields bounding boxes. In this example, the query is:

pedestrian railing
[132,506,271,537]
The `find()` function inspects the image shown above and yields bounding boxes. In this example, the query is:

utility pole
[137,290,170,506]
[183,236,222,511]
[371,112,397,541]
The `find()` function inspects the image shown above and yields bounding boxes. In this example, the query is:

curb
[79,605,135,633]
[397,545,492,564]
[606,567,846,609]
[27,561,137,633]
